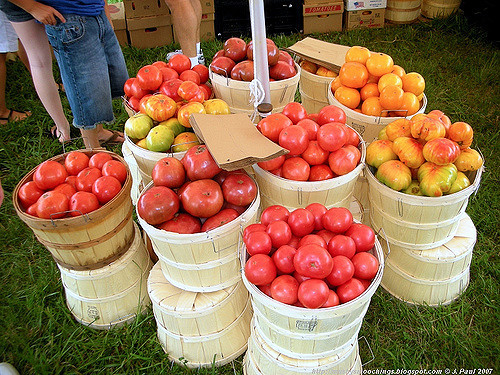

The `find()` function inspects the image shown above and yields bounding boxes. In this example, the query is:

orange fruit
[379,85,404,110]
[391,65,406,79]
[361,97,386,117]
[365,53,394,77]
[345,46,371,65]
[360,82,380,101]
[334,86,361,109]
[378,73,403,92]
[391,92,420,117]
[402,72,425,96]
[416,93,424,101]
[367,73,380,84]
[330,76,342,93]
[339,62,369,89]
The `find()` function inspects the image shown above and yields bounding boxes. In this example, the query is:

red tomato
[282,157,310,181]
[305,202,327,231]
[269,61,296,80]
[270,275,299,305]
[136,64,162,91]
[257,113,292,143]
[298,234,327,249]
[316,229,335,245]
[293,270,310,284]
[246,39,278,66]
[191,64,209,84]
[222,201,248,215]
[210,56,236,77]
[259,284,273,298]
[53,183,77,201]
[327,235,356,259]
[179,69,201,84]
[257,155,286,171]
[281,102,307,124]
[101,160,127,185]
[328,145,361,176]
[128,94,140,112]
[297,279,330,309]
[222,174,257,206]
[279,125,309,156]
[36,191,69,219]
[26,202,38,217]
[137,186,180,225]
[293,244,333,279]
[243,223,267,242]
[177,81,200,102]
[287,235,300,249]
[344,126,360,147]
[301,140,329,165]
[202,208,239,232]
[152,60,168,69]
[272,245,297,274]
[92,176,122,204]
[309,165,335,181]
[317,122,347,152]
[181,145,222,181]
[322,207,353,234]
[198,83,212,100]
[352,252,379,280]
[317,105,347,125]
[296,119,320,140]
[260,205,290,226]
[123,77,135,98]
[245,254,277,286]
[159,78,183,102]
[180,179,224,218]
[65,175,77,189]
[359,278,372,289]
[139,94,152,114]
[168,54,191,73]
[68,191,99,217]
[322,289,340,308]
[278,50,294,66]
[336,278,366,304]
[129,78,150,99]
[64,151,89,176]
[159,67,179,81]
[326,255,354,286]
[76,167,102,192]
[245,230,273,256]
[230,60,254,81]
[18,181,44,208]
[88,152,113,170]
[33,160,68,191]
[270,167,283,177]
[345,223,376,252]
[288,208,315,237]
[266,220,292,248]
[223,37,247,62]
[152,157,185,189]
[158,213,202,234]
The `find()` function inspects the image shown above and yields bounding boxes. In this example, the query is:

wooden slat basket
[386,0,422,24]
[298,67,334,113]
[421,0,461,18]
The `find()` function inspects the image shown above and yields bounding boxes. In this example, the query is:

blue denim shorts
[45,11,129,129]
[0,0,33,22]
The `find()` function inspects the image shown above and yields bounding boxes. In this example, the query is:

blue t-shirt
[41,0,104,16]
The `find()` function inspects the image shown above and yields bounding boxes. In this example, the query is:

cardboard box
[200,13,215,41]
[303,2,344,34]
[127,15,173,49]
[304,0,337,4]
[344,0,387,11]
[109,2,128,46]
[287,37,350,73]
[200,0,215,14]
[124,0,170,19]
[344,8,385,30]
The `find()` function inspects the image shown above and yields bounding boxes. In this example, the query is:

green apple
[146,125,175,152]
[136,138,148,149]
[158,118,185,137]
[125,113,153,140]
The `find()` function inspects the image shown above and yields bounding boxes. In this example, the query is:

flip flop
[0,109,31,124]
[100,130,124,145]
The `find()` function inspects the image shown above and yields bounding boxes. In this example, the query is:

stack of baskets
[14,150,152,329]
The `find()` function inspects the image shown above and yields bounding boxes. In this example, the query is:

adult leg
[0,52,28,124]
[11,20,70,142]
[16,40,29,71]
[164,0,198,58]
[189,0,202,46]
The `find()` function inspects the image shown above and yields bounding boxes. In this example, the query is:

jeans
[45,11,129,129]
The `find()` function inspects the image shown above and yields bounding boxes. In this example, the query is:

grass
[1,14,499,374]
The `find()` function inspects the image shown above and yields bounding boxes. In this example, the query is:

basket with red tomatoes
[13,150,134,269]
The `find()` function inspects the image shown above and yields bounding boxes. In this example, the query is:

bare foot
[98,129,124,145]
[50,126,71,143]
[0,109,31,125]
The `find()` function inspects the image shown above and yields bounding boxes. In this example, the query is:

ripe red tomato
[128,94,140,112]
[33,160,68,191]
[317,105,347,125]
[305,202,327,231]
[278,50,294,66]
[257,113,293,143]
[168,54,191,73]
[259,284,272,298]
[123,78,135,98]
[92,176,122,204]
[281,102,307,124]
[272,245,297,274]
[26,202,38,217]
[317,122,347,152]
[36,191,69,219]
[309,165,335,181]
[316,229,335,245]
[152,157,185,189]
[326,255,355,287]
[69,191,100,217]
[159,67,179,81]
[223,37,247,62]
[245,254,277,286]
[231,60,254,81]
[159,78,183,102]
[179,69,201,84]
[279,125,309,156]
[243,223,267,242]
[301,140,329,165]
[328,145,361,176]
[64,151,89,176]
[101,160,127,185]
[266,220,292,248]
[136,64,163,91]
[180,179,224,218]
[246,39,279,66]
[260,205,290,226]
[293,270,310,284]
[352,252,379,280]
[137,186,180,225]
[158,213,202,234]
[198,83,212,100]
[328,235,356,259]
[145,94,177,122]
[222,173,257,206]
[269,61,296,80]
[76,167,102,192]
[336,278,366,304]
[257,155,285,172]
[344,126,360,147]
[245,230,272,256]
[270,167,283,177]
[89,152,113,169]
[270,275,299,305]
[296,119,320,140]
[210,56,236,77]
[201,208,239,232]
[322,207,353,234]
[18,181,44,208]
[281,157,310,181]
[53,183,77,201]
[152,60,168,69]
[287,235,300,249]
[181,145,222,181]
[345,223,376,252]
[223,200,249,215]
[191,64,209,84]
[65,175,77,189]
[298,234,327,249]
[297,279,330,309]
[288,208,315,237]
[322,289,340,308]
[293,244,333,279]
[129,78,150,99]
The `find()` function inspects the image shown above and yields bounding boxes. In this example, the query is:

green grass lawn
[0,14,499,374]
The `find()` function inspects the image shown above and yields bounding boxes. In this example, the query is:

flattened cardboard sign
[189,113,288,171]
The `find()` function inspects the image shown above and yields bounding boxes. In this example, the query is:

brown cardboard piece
[286,37,350,73]
[303,2,344,34]
[189,113,288,171]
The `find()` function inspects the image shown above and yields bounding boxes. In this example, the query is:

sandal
[0,109,31,125]
[50,126,71,144]
[100,130,124,145]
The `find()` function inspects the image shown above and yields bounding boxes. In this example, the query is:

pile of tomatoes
[17,151,128,219]
[243,204,379,309]
[137,145,258,234]
[256,103,362,181]
[210,37,297,81]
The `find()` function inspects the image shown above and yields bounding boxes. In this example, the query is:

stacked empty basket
[366,166,482,305]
